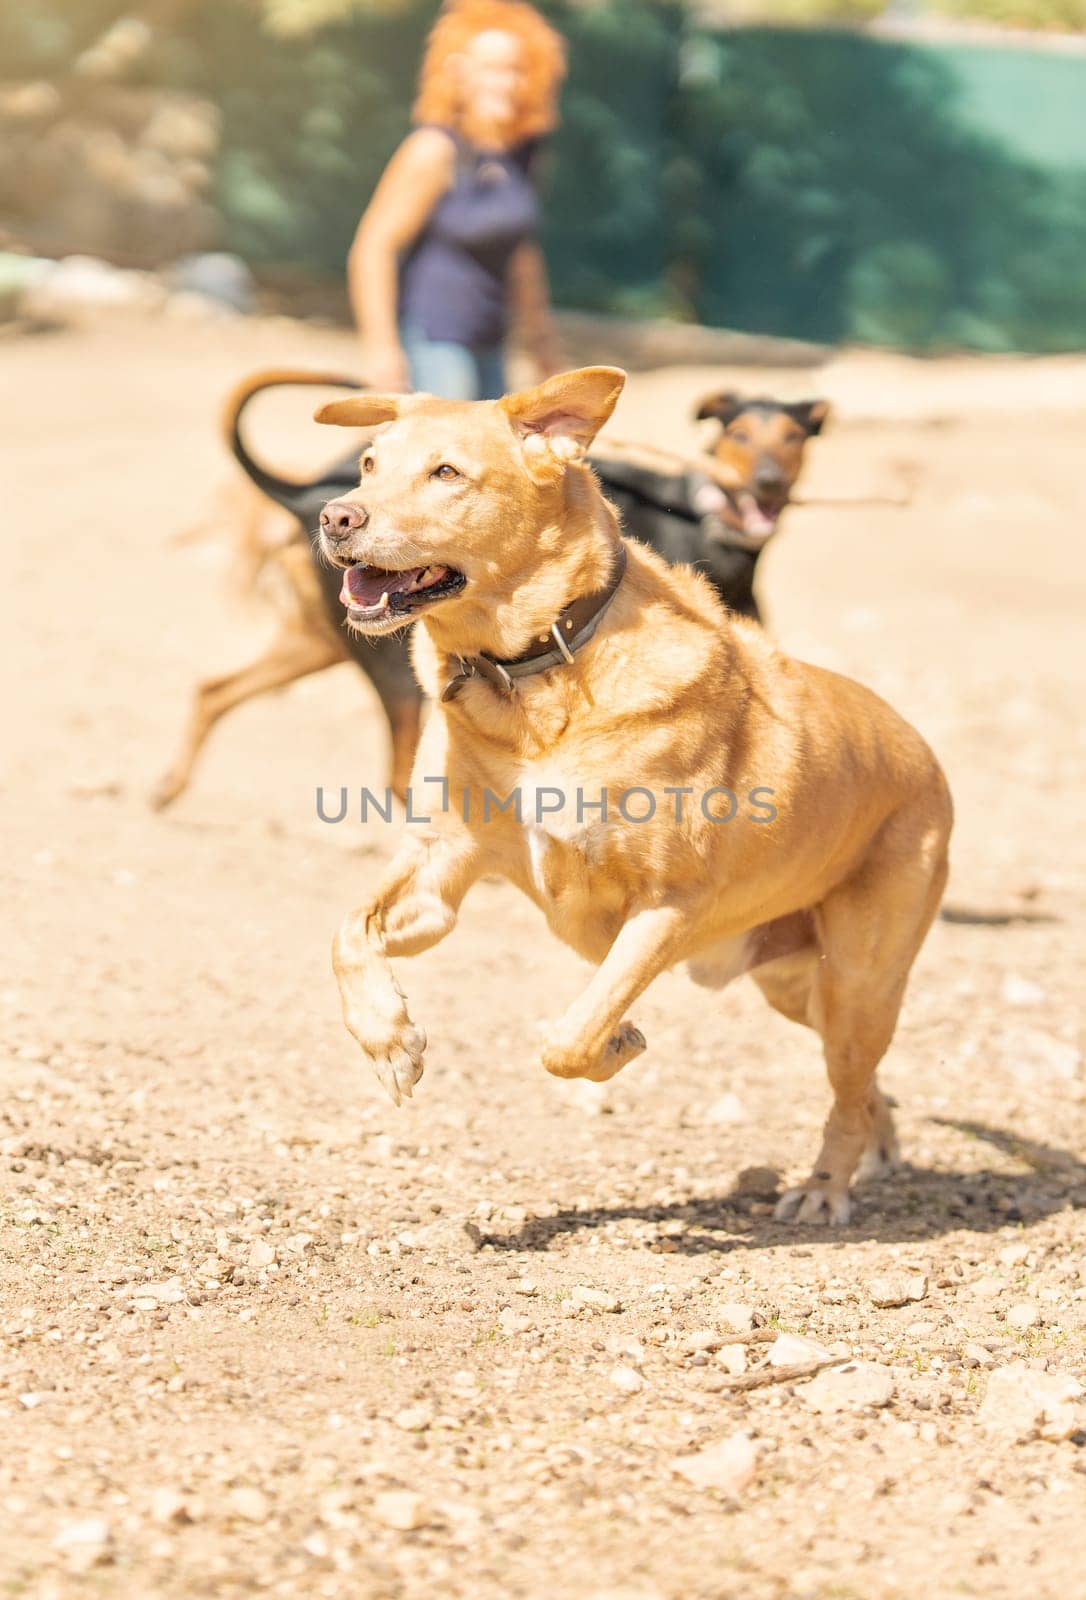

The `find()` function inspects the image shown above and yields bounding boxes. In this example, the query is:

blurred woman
[348,0,566,399]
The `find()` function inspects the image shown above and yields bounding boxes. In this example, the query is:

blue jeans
[401,321,506,401]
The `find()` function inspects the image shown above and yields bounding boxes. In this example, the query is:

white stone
[248,1238,275,1269]
[718,1302,757,1333]
[227,1486,270,1523]
[1006,1302,1042,1333]
[670,1433,757,1495]
[150,1488,191,1525]
[767,1332,833,1367]
[609,1364,644,1395]
[54,1518,111,1572]
[867,1272,928,1309]
[1001,974,1047,1007]
[373,1490,431,1531]
[998,1028,1080,1084]
[682,1329,720,1353]
[802,1361,895,1413]
[705,1092,748,1126]
[715,1343,748,1375]
[498,1307,533,1336]
[571,1285,621,1313]
[393,1406,431,1432]
[979,1363,1083,1443]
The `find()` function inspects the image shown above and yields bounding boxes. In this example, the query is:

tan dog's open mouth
[339,563,467,628]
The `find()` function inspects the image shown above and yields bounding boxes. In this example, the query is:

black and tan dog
[153,374,828,809]
[593,387,829,625]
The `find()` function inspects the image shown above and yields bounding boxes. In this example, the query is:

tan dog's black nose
[320,499,368,544]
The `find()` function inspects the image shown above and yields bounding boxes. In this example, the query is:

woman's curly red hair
[413,0,566,145]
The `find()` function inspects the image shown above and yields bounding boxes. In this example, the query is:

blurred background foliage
[1,0,1084,349]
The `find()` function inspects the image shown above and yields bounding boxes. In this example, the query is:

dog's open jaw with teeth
[338,562,462,625]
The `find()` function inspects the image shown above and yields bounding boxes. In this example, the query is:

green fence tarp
[4,0,1085,350]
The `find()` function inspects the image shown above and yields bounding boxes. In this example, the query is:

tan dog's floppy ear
[314,395,402,427]
[501,366,626,463]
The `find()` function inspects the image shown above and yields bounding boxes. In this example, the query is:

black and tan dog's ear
[501,366,626,463]
[694,391,745,428]
[787,399,831,436]
[314,394,403,427]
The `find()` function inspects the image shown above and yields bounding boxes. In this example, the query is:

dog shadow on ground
[474,1120,1086,1255]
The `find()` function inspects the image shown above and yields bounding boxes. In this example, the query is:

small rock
[767,1332,833,1367]
[998,1243,1031,1269]
[970,1276,1009,1301]
[1006,1302,1042,1334]
[979,1363,1083,1443]
[513,1280,538,1296]
[733,1166,781,1200]
[670,1433,757,1496]
[609,1364,644,1395]
[169,252,255,313]
[802,1361,895,1413]
[393,1406,431,1433]
[719,1302,756,1333]
[682,1329,720,1354]
[962,1341,995,1370]
[150,1488,192,1525]
[705,1092,748,1126]
[999,1027,1080,1085]
[143,1277,185,1305]
[373,1490,431,1531]
[715,1343,748,1376]
[227,1487,270,1523]
[867,1272,928,1309]
[1001,974,1047,1007]
[940,1490,973,1520]
[248,1239,275,1269]
[498,1307,533,1336]
[54,1518,111,1572]
[133,1296,159,1312]
[571,1285,621,1313]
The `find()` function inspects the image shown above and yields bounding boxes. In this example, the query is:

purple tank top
[399,129,541,349]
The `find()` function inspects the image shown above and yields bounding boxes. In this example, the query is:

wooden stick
[716,1355,847,1391]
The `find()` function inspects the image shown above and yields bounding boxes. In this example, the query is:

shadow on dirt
[474,1120,1086,1255]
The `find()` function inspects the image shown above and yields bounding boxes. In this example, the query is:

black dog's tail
[222,368,363,517]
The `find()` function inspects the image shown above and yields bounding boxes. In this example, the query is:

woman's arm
[348,128,455,391]
[507,240,563,380]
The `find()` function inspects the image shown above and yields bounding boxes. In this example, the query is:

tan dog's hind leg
[753,949,901,1187]
[540,907,689,1083]
[333,833,481,1106]
[151,626,345,809]
[774,800,950,1226]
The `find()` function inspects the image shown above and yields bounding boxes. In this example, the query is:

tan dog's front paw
[540,1019,646,1083]
[774,1180,852,1227]
[360,1023,427,1107]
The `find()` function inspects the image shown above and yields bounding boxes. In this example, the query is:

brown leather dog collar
[441,543,628,703]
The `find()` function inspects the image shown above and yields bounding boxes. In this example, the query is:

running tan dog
[315,367,952,1225]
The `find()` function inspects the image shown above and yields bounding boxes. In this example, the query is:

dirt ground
[3,312,1085,1600]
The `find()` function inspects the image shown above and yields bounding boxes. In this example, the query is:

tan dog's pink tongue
[343,566,396,609]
